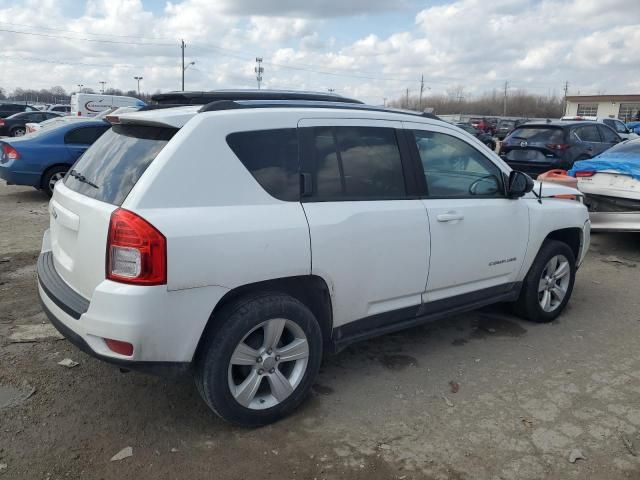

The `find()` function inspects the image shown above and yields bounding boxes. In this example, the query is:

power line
[0,21,177,42]
[0,27,174,46]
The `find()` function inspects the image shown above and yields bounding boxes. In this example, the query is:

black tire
[10,126,26,137]
[195,293,323,427]
[41,165,69,197]
[514,240,576,323]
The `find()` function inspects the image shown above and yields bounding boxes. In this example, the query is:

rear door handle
[437,211,464,222]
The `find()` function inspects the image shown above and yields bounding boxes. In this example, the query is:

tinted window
[413,130,503,198]
[27,113,45,122]
[575,125,601,142]
[64,125,176,205]
[507,127,564,143]
[64,125,109,144]
[598,125,619,143]
[308,126,406,200]
[226,129,299,201]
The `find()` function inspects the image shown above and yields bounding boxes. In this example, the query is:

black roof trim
[198,99,442,121]
[151,89,363,105]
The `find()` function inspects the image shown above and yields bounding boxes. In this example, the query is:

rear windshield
[507,127,564,143]
[64,124,177,205]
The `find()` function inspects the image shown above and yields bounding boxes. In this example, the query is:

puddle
[379,354,418,370]
[472,315,527,338]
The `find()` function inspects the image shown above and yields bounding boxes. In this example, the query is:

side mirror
[507,171,534,198]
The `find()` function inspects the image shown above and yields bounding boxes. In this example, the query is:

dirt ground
[1,182,640,480]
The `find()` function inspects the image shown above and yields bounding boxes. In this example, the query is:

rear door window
[64,124,176,205]
[305,126,407,200]
[64,126,109,145]
[575,125,601,142]
[226,128,300,201]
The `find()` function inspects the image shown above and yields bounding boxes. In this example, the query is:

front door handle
[437,211,464,222]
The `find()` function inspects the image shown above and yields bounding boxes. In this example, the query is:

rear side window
[306,126,406,200]
[508,127,564,143]
[226,129,300,201]
[64,124,176,205]
[64,126,109,144]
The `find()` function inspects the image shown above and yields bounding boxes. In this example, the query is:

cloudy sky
[0,0,638,104]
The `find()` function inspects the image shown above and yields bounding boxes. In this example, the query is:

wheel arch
[194,275,334,360]
[40,163,72,189]
[544,227,582,261]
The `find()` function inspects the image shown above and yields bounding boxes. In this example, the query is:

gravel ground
[1,182,640,480]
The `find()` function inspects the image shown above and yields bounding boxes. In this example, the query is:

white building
[565,94,640,121]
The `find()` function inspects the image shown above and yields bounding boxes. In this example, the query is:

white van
[70,93,145,117]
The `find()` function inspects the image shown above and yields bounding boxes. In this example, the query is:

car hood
[524,182,582,199]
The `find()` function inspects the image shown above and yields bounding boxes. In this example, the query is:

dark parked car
[456,123,496,150]
[499,121,622,177]
[0,111,63,137]
[0,103,37,119]
[496,119,528,140]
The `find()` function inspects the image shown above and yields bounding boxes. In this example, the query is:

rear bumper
[0,163,41,187]
[589,212,640,232]
[37,238,230,373]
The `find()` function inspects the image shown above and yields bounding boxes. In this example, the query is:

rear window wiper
[68,169,98,189]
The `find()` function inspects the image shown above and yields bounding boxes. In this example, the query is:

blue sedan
[0,120,110,196]
[626,121,640,135]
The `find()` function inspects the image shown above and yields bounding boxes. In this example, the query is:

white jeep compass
[38,98,590,426]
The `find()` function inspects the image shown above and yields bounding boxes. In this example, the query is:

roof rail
[198,99,442,121]
[151,89,363,105]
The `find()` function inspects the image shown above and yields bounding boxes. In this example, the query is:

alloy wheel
[538,254,571,312]
[228,318,310,410]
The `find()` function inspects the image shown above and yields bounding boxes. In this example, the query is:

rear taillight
[546,143,571,150]
[575,171,595,177]
[0,119,4,126]
[1,144,20,160]
[106,209,166,285]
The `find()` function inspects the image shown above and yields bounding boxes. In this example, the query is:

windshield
[64,124,177,205]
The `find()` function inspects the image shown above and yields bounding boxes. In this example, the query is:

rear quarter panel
[123,110,312,292]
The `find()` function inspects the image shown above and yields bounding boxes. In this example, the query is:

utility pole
[181,39,186,91]
[419,74,424,110]
[255,57,264,89]
[383,97,387,107]
[406,88,409,108]
[563,80,569,115]
[77,84,84,93]
[99,81,106,94]
[503,80,509,116]
[134,76,143,96]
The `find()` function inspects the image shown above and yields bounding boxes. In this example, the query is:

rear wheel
[41,166,69,197]
[514,240,576,323]
[195,293,323,427]
[10,127,26,137]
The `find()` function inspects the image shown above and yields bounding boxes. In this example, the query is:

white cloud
[0,0,638,104]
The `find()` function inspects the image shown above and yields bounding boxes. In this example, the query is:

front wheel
[195,293,323,427]
[514,240,576,323]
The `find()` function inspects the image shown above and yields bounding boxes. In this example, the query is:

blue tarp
[569,152,640,181]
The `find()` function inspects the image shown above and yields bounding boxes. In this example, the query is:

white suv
[561,115,639,141]
[38,99,591,426]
